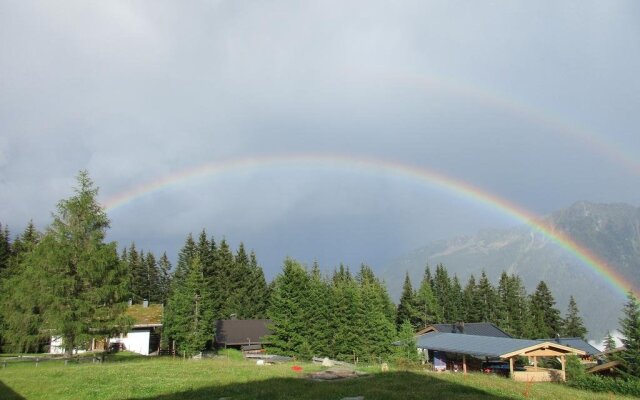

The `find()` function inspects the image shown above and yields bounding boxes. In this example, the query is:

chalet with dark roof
[214,319,272,350]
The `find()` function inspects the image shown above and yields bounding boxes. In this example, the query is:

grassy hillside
[0,353,632,400]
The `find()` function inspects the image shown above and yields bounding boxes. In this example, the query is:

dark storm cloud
[1,1,639,271]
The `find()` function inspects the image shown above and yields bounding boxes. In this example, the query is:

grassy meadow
[0,352,632,400]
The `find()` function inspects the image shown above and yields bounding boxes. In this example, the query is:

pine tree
[18,171,129,355]
[331,268,365,361]
[415,267,440,329]
[144,251,161,303]
[396,272,419,329]
[306,261,331,357]
[449,275,464,323]
[174,234,196,283]
[562,296,587,339]
[619,291,640,378]
[530,281,562,338]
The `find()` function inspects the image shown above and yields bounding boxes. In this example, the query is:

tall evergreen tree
[0,223,43,352]
[126,243,146,302]
[619,291,640,378]
[16,171,129,355]
[215,238,237,319]
[245,250,269,318]
[157,252,172,304]
[267,258,311,357]
[164,256,214,357]
[0,223,10,275]
[433,264,453,322]
[415,267,441,328]
[396,272,419,329]
[562,295,587,339]
[475,271,497,323]
[330,268,365,361]
[462,275,479,322]
[357,264,396,361]
[449,275,464,323]
[530,281,562,339]
[603,331,617,353]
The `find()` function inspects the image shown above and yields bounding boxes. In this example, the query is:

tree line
[396,265,587,340]
[0,171,639,381]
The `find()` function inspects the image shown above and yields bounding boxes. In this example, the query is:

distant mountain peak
[382,201,640,340]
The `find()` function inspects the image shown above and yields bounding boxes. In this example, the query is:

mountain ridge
[381,201,640,340]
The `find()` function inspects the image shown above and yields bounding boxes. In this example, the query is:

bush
[568,374,640,397]
[565,355,586,381]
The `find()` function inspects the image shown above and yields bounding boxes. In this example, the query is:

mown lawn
[0,353,632,400]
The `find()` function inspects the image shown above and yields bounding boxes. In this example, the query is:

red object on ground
[292,365,303,372]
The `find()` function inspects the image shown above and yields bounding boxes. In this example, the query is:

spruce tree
[127,243,146,303]
[164,256,214,357]
[267,258,311,357]
[562,295,587,339]
[331,268,365,361]
[246,250,269,318]
[463,275,479,322]
[157,252,172,304]
[530,281,562,338]
[357,264,395,361]
[604,331,617,353]
[433,264,452,322]
[415,267,440,329]
[216,238,237,319]
[475,271,497,323]
[619,291,640,378]
[449,275,464,323]
[0,223,43,352]
[396,272,419,329]
[0,223,10,275]
[18,171,129,355]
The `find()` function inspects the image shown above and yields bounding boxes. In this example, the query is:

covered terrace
[417,332,586,382]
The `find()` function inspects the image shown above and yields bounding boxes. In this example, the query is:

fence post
[36,357,39,367]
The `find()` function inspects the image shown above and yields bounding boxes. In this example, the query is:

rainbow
[103,153,636,298]
[354,70,640,176]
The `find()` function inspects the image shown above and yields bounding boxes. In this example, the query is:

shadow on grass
[0,380,26,400]
[125,371,516,400]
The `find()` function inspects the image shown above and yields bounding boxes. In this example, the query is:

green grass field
[0,353,633,400]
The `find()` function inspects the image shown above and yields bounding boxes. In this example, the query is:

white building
[50,302,163,356]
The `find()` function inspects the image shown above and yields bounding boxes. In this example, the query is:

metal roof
[416,332,583,358]
[536,338,600,356]
[418,323,512,338]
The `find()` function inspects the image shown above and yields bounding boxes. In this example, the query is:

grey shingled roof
[428,323,512,338]
[215,319,272,345]
[416,332,547,358]
[536,338,600,356]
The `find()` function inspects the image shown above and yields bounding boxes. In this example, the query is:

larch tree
[23,171,130,355]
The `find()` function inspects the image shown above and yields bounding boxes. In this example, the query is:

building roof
[536,338,600,356]
[215,319,272,346]
[416,323,512,338]
[416,332,585,359]
[126,304,164,327]
[587,360,623,375]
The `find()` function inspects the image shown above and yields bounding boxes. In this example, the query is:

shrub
[568,374,640,397]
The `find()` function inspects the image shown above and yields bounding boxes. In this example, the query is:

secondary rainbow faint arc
[356,70,640,176]
[103,153,636,298]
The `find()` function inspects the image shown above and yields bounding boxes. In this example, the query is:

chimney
[143,299,149,308]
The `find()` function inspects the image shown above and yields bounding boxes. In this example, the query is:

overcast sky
[1,1,639,277]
